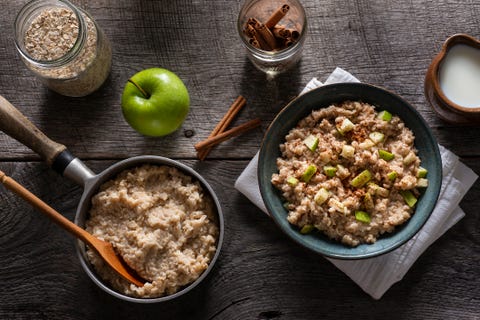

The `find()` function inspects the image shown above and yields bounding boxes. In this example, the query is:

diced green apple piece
[359,139,375,149]
[369,132,385,144]
[378,149,395,161]
[303,135,319,152]
[328,198,347,214]
[301,165,317,182]
[367,182,389,197]
[355,210,371,223]
[403,152,416,165]
[323,165,337,177]
[367,182,378,194]
[387,171,398,181]
[417,166,428,178]
[350,169,372,188]
[287,177,299,186]
[377,110,392,121]
[300,224,315,234]
[417,178,429,188]
[336,118,355,134]
[376,186,389,197]
[336,164,350,179]
[363,193,374,210]
[314,188,330,204]
[400,190,418,207]
[341,145,355,158]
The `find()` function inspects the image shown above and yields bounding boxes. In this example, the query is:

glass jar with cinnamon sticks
[237,0,307,77]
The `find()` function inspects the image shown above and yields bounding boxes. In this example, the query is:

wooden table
[0,0,479,319]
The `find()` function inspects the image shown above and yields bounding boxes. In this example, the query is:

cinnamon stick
[244,24,263,49]
[247,17,261,27]
[284,38,294,47]
[195,118,261,152]
[272,26,291,39]
[197,96,247,160]
[255,23,277,50]
[290,29,300,40]
[244,24,256,38]
[249,37,261,49]
[265,4,290,29]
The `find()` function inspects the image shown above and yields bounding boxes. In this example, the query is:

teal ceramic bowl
[258,83,442,259]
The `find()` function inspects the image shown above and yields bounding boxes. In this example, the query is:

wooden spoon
[0,169,145,287]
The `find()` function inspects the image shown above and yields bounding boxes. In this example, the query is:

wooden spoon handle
[0,95,66,166]
[0,170,92,244]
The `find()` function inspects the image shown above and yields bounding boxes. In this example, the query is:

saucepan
[0,95,224,303]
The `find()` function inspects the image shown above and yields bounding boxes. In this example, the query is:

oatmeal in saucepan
[86,164,219,298]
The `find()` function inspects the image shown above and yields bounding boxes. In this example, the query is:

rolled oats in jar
[14,0,112,97]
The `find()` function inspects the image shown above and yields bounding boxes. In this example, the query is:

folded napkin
[234,67,478,299]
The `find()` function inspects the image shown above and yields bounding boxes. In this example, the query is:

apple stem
[128,79,150,99]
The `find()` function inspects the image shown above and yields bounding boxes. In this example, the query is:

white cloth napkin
[234,67,478,299]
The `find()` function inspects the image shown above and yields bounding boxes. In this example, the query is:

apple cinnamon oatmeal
[85,164,219,298]
[271,101,428,247]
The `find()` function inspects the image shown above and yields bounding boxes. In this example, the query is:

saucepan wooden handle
[0,95,66,166]
[0,169,90,242]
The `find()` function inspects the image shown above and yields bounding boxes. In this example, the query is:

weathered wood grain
[0,0,480,319]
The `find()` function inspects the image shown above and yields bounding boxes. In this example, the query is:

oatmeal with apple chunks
[271,101,428,246]
[86,164,218,298]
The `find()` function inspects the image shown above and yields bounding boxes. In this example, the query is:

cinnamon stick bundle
[242,3,300,52]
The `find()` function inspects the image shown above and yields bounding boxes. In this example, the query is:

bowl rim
[258,82,442,259]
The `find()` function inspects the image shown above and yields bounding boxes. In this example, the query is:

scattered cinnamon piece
[195,118,261,154]
[196,96,247,160]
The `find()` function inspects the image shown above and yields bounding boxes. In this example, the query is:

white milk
[439,44,480,108]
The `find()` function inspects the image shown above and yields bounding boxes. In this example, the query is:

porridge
[271,101,428,247]
[85,164,219,298]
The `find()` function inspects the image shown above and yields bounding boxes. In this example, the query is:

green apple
[121,68,190,137]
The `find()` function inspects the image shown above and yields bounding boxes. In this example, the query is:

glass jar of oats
[14,0,112,97]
